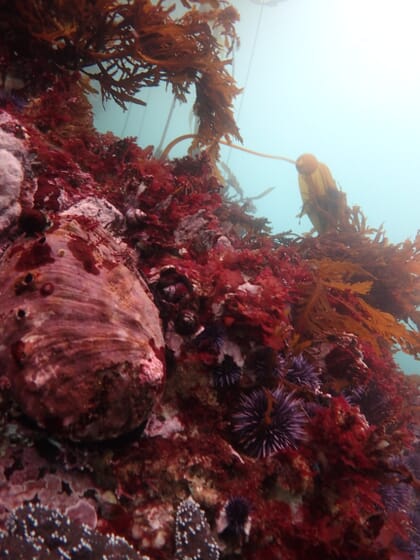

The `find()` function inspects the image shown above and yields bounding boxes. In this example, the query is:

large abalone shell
[0,216,165,440]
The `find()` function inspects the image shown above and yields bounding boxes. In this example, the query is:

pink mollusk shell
[0,216,165,440]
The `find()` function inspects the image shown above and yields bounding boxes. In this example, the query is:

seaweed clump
[0,0,241,151]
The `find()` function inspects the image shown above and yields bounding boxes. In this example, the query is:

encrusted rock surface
[0,128,25,234]
[0,502,143,559]
[0,3,418,558]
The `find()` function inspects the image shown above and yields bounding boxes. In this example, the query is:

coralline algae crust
[0,148,23,233]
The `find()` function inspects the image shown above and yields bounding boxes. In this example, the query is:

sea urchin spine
[285,354,321,391]
[232,387,306,458]
[217,496,251,546]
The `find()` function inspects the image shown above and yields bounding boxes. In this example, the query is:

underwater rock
[175,497,220,560]
[0,216,165,441]
[61,196,124,231]
[0,502,143,559]
[0,129,25,234]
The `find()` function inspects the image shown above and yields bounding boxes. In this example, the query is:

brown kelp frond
[2,0,241,149]
[295,228,420,330]
[294,257,420,357]
[308,258,374,294]
[192,61,242,156]
[160,132,297,163]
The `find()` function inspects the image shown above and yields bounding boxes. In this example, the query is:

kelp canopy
[0,0,241,151]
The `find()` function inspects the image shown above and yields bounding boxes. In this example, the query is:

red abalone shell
[0,217,165,440]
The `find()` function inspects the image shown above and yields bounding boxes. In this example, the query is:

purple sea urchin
[250,346,283,387]
[217,496,251,546]
[352,382,391,427]
[232,387,306,458]
[213,355,242,388]
[380,481,413,513]
[193,323,225,355]
[285,354,321,391]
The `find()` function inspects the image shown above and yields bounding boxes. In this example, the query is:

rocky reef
[0,1,419,559]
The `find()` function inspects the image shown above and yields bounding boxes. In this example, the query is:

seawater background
[92,0,420,374]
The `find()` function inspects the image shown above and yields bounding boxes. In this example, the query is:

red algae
[14,238,55,270]
[67,237,100,275]
[0,3,419,560]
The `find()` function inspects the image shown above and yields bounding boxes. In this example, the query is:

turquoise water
[93,0,419,373]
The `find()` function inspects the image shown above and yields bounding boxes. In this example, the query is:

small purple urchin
[217,496,251,545]
[285,354,321,391]
[232,387,306,458]
[213,355,242,388]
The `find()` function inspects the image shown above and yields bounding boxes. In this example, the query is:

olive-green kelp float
[0,217,165,441]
